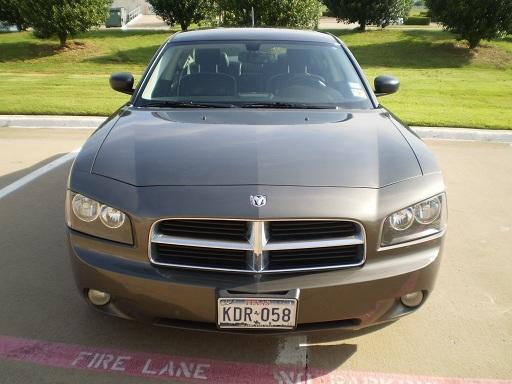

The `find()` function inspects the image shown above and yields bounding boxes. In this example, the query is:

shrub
[147,0,213,31]
[426,0,512,48]
[19,0,111,47]
[322,8,335,17]
[0,0,27,30]
[218,0,322,29]
[322,0,413,31]
[404,16,430,25]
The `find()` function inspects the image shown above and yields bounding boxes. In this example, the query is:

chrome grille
[149,219,365,273]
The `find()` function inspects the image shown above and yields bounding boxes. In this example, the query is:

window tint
[139,41,372,109]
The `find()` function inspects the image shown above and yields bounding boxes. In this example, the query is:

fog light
[400,291,424,308]
[87,289,111,306]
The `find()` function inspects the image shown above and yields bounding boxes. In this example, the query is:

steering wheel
[268,73,326,94]
[287,73,326,88]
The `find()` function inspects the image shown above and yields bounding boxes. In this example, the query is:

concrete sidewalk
[124,14,169,30]
[1,115,511,143]
[120,15,442,31]
[0,115,106,130]
[121,16,360,31]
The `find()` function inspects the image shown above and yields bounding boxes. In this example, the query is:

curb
[1,115,511,143]
[0,115,106,130]
[412,126,512,143]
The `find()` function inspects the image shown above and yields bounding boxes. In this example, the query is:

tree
[147,0,212,31]
[218,0,322,29]
[19,0,110,47]
[426,0,512,49]
[322,0,412,31]
[0,0,27,30]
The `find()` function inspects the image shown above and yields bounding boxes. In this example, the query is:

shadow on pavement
[0,152,68,190]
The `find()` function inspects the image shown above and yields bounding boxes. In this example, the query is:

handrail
[127,6,141,23]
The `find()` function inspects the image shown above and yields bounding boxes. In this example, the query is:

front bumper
[68,230,443,334]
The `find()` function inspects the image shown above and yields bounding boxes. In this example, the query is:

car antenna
[251,7,255,27]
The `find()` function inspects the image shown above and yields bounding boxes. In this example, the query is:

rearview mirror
[374,75,400,96]
[110,72,134,95]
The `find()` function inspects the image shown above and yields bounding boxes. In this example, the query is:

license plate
[217,298,297,329]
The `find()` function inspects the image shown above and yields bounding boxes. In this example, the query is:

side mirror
[374,75,400,96]
[110,72,134,95]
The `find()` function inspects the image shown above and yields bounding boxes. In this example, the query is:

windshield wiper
[239,102,337,109]
[140,101,237,108]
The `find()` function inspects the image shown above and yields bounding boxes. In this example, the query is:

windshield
[138,41,372,109]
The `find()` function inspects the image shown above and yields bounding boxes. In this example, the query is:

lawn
[0,30,170,116]
[336,29,512,129]
[0,28,511,129]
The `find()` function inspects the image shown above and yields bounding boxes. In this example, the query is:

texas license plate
[217,298,297,329]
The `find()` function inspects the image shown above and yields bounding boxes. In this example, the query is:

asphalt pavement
[0,129,510,383]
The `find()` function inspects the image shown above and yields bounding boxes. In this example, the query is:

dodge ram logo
[250,195,267,207]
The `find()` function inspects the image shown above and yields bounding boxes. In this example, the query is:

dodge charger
[65,28,447,333]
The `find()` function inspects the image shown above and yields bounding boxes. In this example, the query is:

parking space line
[275,336,308,367]
[1,334,510,384]
[0,149,79,200]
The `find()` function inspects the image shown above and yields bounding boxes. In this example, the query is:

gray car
[65,28,447,333]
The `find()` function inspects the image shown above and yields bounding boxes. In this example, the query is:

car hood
[92,108,422,188]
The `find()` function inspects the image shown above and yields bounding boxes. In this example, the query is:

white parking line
[0,148,80,200]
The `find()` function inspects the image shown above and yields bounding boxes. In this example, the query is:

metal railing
[127,6,141,23]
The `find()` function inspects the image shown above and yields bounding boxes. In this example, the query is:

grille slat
[160,220,246,230]
[271,249,359,258]
[151,219,364,273]
[154,244,247,269]
[270,229,354,238]
[158,227,246,239]
[269,245,362,269]
[269,221,357,241]
[158,219,248,241]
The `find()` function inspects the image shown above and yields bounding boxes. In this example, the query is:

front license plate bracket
[216,289,300,330]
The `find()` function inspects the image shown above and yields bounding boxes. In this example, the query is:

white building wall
[111,0,153,14]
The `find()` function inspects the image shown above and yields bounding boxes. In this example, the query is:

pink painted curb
[0,335,510,384]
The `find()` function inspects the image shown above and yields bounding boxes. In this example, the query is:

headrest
[195,48,229,68]
[286,49,311,72]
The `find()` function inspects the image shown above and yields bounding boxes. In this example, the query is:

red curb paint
[0,335,510,384]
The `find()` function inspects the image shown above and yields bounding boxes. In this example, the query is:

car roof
[168,28,339,45]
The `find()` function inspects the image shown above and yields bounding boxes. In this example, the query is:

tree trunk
[359,18,367,31]
[180,21,188,31]
[58,32,67,48]
[468,36,480,49]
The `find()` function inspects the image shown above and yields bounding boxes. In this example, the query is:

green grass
[0,28,511,128]
[0,29,172,115]
[334,29,512,129]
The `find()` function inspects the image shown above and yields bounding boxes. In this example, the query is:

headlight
[381,193,447,247]
[100,205,126,229]
[65,191,133,244]
[72,194,100,222]
[414,196,441,224]
[389,207,414,231]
